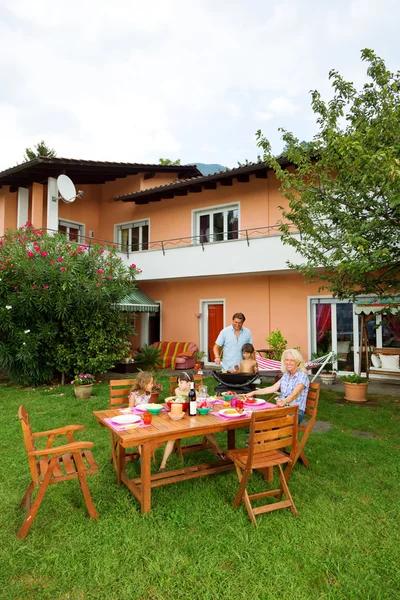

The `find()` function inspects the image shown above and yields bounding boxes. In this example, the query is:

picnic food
[225,409,237,415]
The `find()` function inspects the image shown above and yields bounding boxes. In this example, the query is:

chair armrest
[28,441,94,458]
[33,424,85,438]
[177,351,195,358]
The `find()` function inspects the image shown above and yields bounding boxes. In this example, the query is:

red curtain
[208,304,223,361]
[316,304,331,341]
[385,315,400,343]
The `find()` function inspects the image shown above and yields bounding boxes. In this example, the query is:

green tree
[24,140,56,162]
[159,158,181,166]
[257,49,400,301]
[0,225,138,385]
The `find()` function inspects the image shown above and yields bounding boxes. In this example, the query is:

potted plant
[134,344,163,371]
[194,350,207,371]
[71,373,95,399]
[341,373,369,402]
[150,379,163,403]
[265,329,287,361]
[312,351,338,385]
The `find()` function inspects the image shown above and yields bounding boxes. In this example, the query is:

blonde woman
[246,348,309,423]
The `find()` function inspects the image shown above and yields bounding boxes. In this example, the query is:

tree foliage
[159,158,181,166]
[257,49,400,301]
[0,225,139,385]
[24,140,56,162]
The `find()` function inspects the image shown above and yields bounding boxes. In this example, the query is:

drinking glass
[142,412,152,425]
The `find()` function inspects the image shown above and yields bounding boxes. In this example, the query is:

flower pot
[150,391,160,403]
[74,384,93,399]
[343,382,369,402]
[319,372,337,386]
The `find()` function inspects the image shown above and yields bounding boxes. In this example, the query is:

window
[196,205,239,244]
[117,220,149,252]
[58,220,83,242]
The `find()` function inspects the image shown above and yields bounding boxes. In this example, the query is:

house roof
[0,157,201,192]
[114,158,292,204]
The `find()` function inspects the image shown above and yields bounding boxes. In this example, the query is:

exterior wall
[58,183,102,239]
[140,274,325,359]
[0,187,17,234]
[1,169,290,245]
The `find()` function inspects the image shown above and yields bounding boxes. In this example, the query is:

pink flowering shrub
[0,224,140,385]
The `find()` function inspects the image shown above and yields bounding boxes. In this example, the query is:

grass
[1,376,399,599]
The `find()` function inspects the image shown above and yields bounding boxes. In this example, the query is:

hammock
[255,351,336,383]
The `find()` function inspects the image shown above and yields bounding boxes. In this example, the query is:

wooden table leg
[140,443,152,514]
[227,429,236,450]
[117,443,126,485]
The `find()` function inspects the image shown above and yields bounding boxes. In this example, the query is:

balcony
[116,226,302,281]
[27,225,302,281]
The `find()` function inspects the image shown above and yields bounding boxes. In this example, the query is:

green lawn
[1,377,399,600]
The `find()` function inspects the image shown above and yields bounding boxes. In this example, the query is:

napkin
[104,417,151,431]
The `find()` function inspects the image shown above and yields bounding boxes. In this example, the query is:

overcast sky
[0,0,399,172]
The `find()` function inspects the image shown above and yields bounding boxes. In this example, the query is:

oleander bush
[0,224,139,385]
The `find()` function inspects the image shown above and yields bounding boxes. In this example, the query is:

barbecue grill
[212,371,260,394]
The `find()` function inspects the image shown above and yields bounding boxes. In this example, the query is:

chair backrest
[304,382,320,423]
[169,374,203,395]
[247,406,298,466]
[109,379,136,408]
[18,406,40,483]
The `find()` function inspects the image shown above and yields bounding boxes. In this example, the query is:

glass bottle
[188,382,197,416]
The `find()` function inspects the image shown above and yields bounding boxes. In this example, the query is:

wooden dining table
[93,405,268,514]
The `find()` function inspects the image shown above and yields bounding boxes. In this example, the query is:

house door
[200,301,224,363]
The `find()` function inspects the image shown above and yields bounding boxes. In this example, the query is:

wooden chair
[168,374,203,395]
[226,406,298,526]
[109,378,136,408]
[109,379,140,466]
[17,406,99,538]
[284,382,320,481]
[109,379,156,466]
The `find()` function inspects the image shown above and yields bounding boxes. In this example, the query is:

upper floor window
[195,204,239,244]
[117,220,149,252]
[59,219,83,242]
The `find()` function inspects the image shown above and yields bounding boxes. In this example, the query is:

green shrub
[340,373,369,383]
[266,328,287,360]
[0,224,139,385]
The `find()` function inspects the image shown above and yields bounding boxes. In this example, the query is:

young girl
[239,343,258,374]
[128,371,154,407]
[159,372,226,471]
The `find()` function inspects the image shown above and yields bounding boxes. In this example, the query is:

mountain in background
[190,162,228,175]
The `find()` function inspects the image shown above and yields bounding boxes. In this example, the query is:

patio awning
[355,302,400,316]
[118,288,159,313]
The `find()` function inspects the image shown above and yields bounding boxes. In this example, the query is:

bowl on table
[221,392,236,402]
[168,412,185,421]
[166,400,189,412]
[145,404,163,415]
[197,406,212,415]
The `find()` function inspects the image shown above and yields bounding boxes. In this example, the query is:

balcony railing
[6,224,283,258]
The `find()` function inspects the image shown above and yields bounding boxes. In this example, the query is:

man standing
[213,312,253,371]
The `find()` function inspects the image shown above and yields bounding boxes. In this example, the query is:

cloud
[0,0,400,170]
[256,97,300,121]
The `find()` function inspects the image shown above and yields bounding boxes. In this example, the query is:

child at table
[128,371,154,407]
[159,372,226,471]
[239,343,258,374]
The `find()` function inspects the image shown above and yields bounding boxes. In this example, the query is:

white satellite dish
[56,174,84,204]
